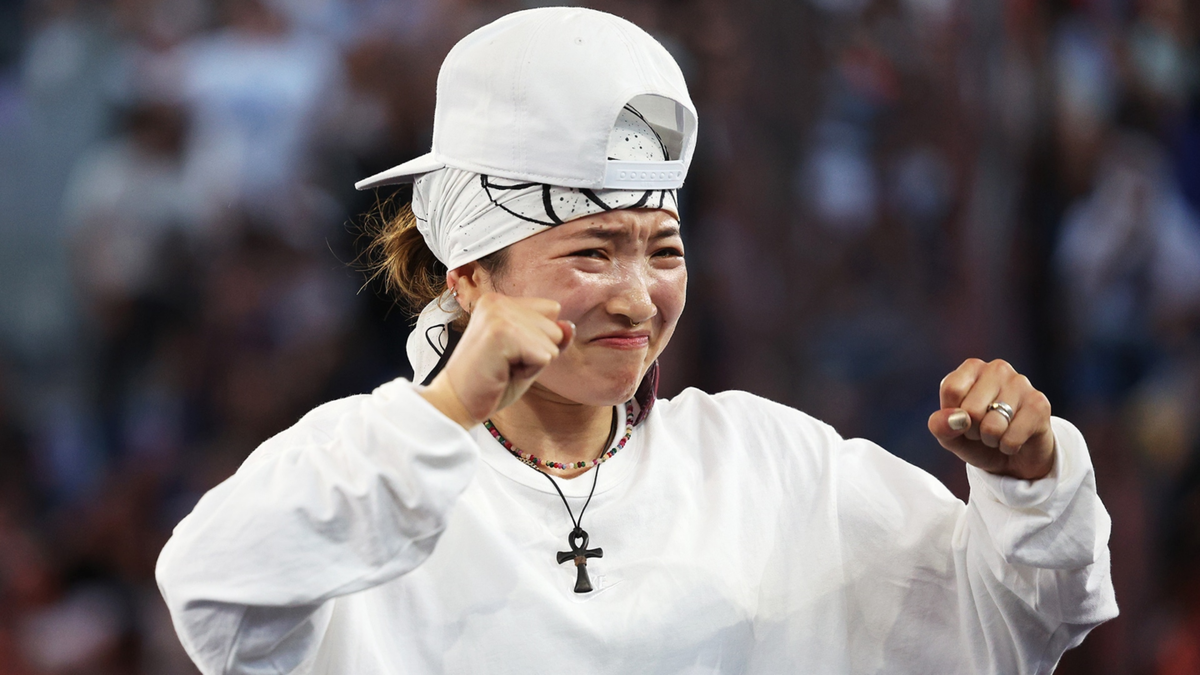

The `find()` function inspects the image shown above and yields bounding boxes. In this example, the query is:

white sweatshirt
[156,379,1117,675]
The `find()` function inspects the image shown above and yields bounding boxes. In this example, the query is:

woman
[157,7,1117,674]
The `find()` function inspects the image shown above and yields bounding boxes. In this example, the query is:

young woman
[157,7,1116,674]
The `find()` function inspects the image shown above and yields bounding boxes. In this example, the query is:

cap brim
[354,153,445,190]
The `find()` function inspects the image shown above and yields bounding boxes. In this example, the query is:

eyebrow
[570,224,682,241]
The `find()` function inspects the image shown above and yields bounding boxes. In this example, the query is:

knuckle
[980,417,1006,438]
[942,376,968,399]
[945,387,969,403]
[1029,392,1052,417]
[988,358,1013,374]
[478,321,499,340]
[961,357,985,370]
[961,398,986,414]
[489,322,516,344]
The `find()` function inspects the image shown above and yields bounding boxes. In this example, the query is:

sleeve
[834,416,1118,675]
[155,378,479,675]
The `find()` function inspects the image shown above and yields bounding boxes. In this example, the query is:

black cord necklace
[487,406,619,593]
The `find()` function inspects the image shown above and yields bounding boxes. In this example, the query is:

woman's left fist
[927,358,1056,480]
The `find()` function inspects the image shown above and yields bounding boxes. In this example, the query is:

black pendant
[556,527,603,593]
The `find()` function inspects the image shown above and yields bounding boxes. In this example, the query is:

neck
[489,386,616,479]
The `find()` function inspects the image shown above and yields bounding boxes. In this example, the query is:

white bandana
[407,105,681,385]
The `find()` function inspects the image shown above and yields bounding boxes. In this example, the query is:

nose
[605,265,657,326]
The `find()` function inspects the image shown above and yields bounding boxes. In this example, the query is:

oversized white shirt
[157,379,1117,674]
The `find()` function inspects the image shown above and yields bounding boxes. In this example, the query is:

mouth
[588,331,651,350]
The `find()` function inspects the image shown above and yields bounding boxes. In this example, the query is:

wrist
[998,434,1057,481]
[418,376,480,429]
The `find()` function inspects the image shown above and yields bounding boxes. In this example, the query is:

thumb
[928,408,972,441]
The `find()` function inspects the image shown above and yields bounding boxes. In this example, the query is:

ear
[446,262,492,312]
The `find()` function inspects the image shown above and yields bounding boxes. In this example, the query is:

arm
[157,289,574,674]
[835,364,1117,673]
[963,419,1116,652]
[156,378,477,675]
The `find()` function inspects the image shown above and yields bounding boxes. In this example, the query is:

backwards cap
[355,7,698,191]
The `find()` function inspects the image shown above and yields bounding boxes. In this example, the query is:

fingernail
[948,410,970,431]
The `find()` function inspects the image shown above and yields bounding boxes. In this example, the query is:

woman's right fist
[419,293,574,428]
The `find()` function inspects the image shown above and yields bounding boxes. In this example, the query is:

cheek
[501,264,581,300]
[520,270,612,320]
[653,270,688,324]
[560,277,608,318]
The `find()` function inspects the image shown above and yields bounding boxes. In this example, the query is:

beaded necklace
[483,402,633,593]
[484,402,634,471]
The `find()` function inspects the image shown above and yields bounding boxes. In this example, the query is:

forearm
[937,418,1116,674]
[835,418,1117,674]
[961,417,1117,628]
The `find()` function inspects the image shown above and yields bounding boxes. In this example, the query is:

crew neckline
[473,402,641,497]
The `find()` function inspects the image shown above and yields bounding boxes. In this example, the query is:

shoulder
[243,377,429,468]
[291,393,375,440]
[253,376,455,452]
[655,387,836,435]
[649,388,844,472]
[270,378,431,443]
[238,394,373,468]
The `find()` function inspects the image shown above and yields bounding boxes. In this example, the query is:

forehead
[541,208,681,243]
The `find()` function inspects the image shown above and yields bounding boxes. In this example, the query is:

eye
[653,247,684,258]
[570,249,607,259]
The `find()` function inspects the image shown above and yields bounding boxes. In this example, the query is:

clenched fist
[927,358,1056,480]
[419,293,573,428]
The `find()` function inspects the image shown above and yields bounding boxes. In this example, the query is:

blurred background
[0,0,1197,672]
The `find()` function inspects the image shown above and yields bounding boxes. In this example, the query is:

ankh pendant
[556,527,603,593]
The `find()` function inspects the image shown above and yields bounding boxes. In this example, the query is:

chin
[539,360,645,407]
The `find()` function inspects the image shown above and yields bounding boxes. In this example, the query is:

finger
[521,311,565,348]
[958,361,1013,441]
[928,408,972,442]
[509,335,559,381]
[495,299,566,348]
[512,296,563,321]
[998,388,1051,457]
[494,319,557,367]
[932,430,1011,475]
[522,319,564,357]
[980,375,1030,450]
[556,320,575,349]
[473,293,561,321]
[940,358,987,409]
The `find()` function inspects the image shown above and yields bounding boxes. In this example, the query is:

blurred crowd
[0,0,1198,672]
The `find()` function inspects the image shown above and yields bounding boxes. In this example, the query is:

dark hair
[360,194,508,314]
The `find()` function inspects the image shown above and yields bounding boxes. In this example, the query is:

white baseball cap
[355,7,698,192]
